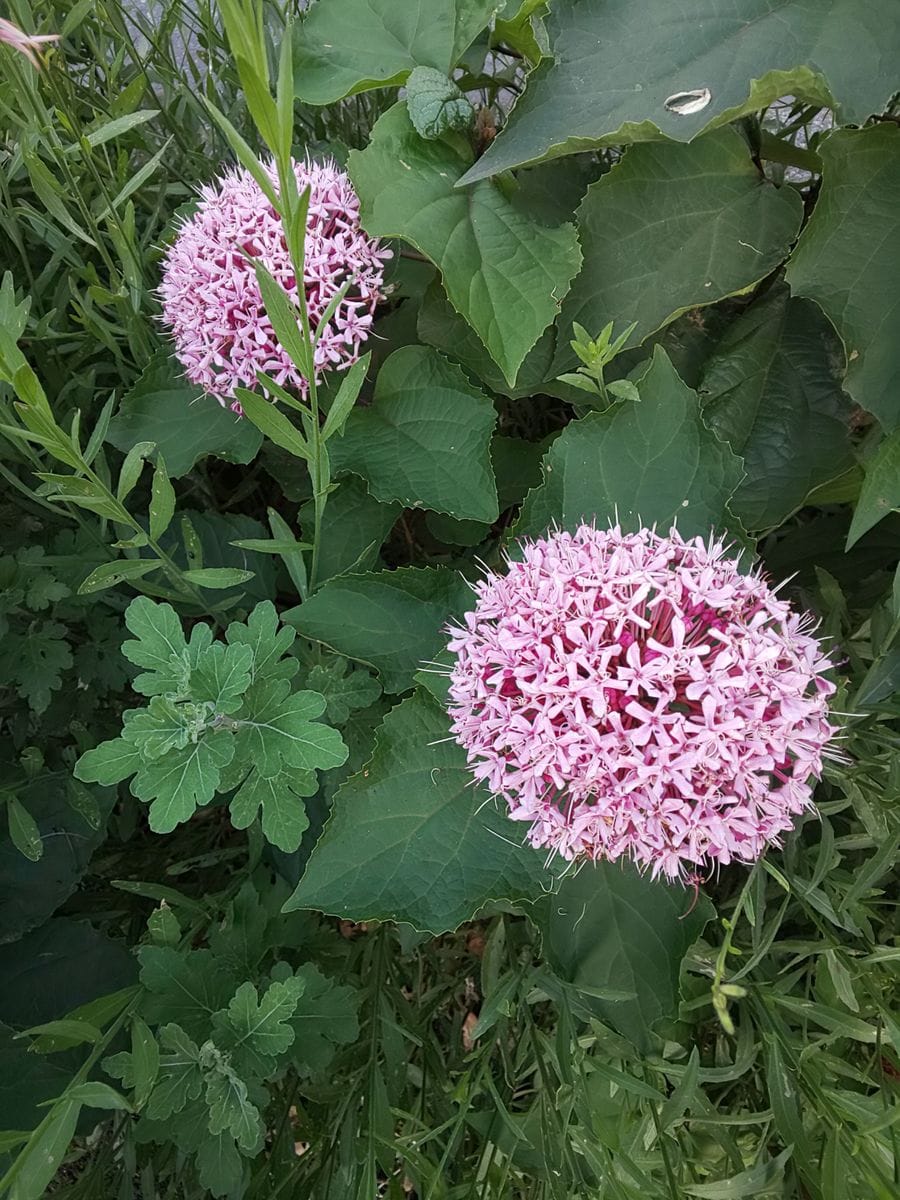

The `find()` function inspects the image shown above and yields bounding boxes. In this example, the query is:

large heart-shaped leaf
[700,285,853,530]
[349,103,581,385]
[551,128,802,371]
[284,566,474,693]
[294,0,498,104]
[462,0,900,183]
[284,691,555,934]
[106,353,262,477]
[533,863,713,1051]
[517,347,744,539]
[331,347,499,522]
[785,125,900,431]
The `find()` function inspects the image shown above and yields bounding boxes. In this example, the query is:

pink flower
[0,18,58,68]
[446,524,839,881]
[159,158,391,409]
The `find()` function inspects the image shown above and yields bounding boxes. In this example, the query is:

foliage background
[0,1,898,1198]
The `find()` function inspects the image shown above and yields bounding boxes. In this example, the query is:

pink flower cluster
[447,524,838,880]
[159,158,390,408]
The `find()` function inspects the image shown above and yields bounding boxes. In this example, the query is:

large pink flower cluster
[160,158,390,408]
[447,524,837,880]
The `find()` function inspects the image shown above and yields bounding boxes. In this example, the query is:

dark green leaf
[349,104,581,385]
[533,862,713,1051]
[284,565,473,693]
[106,352,262,478]
[786,125,900,430]
[551,129,801,374]
[518,347,745,539]
[6,796,43,863]
[700,285,853,529]
[294,0,498,104]
[332,347,499,522]
[846,429,900,548]
[284,690,556,934]
[299,474,400,582]
[462,0,900,182]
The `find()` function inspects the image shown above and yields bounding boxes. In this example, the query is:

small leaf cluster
[103,881,359,1198]
[75,598,348,848]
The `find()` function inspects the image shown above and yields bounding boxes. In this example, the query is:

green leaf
[700,285,853,530]
[6,796,43,863]
[284,690,556,934]
[106,351,262,477]
[299,474,400,582]
[236,387,310,463]
[131,1017,160,1110]
[284,565,473,693]
[461,0,900,183]
[66,1081,132,1112]
[250,260,313,379]
[215,977,304,1076]
[145,1024,204,1121]
[846,429,900,549]
[518,347,745,539]
[551,128,802,373]
[202,1048,263,1152]
[77,557,160,596]
[225,600,298,683]
[182,567,255,589]
[232,682,347,778]
[229,769,315,853]
[75,737,143,788]
[348,104,581,385]
[19,1019,100,1048]
[294,0,498,104]
[321,353,370,442]
[287,964,360,1074]
[190,642,254,714]
[306,660,382,726]
[533,862,713,1052]
[786,125,900,430]
[331,347,499,521]
[132,735,236,833]
[139,949,237,1039]
[116,440,155,501]
[0,621,72,712]
[11,1098,80,1200]
[196,1131,243,1199]
[406,66,473,139]
[121,597,189,696]
[683,1147,792,1198]
[149,456,176,541]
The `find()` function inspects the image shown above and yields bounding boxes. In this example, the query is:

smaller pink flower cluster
[0,18,57,68]
[160,158,391,408]
[447,524,838,880]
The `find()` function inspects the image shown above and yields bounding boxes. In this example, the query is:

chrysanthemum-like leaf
[213,977,304,1078]
[785,125,900,431]
[139,948,238,1038]
[348,104,582,385]
[306,660,382,727]
[550,128,803,372]
[231,682,347,779]
[700,285,853,530]
[122,597,189,697]
[518,347,745,540]
[293,0,498,105]
[132,736,235,834]
[228,770,315,853]
[461,0,900,184]
[284,566,474,694]
[331,347,499,522]
[284,690,557,935]
[283,963,360,1075]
